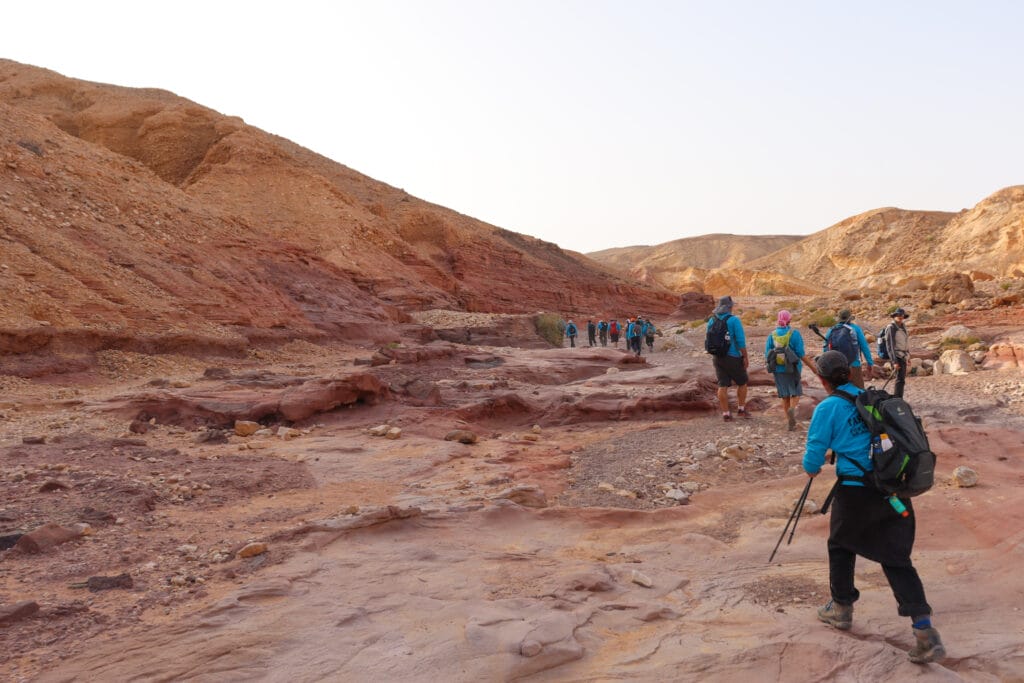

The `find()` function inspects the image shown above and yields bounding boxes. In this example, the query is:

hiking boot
[722,413,733,422]
[908,627,946,664]
[787,407,797,430]
[737,407,752,419]
[817,600,853,630]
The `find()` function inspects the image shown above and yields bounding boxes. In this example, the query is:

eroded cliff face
[0,59,675,357]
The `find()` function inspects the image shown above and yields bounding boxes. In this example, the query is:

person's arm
[732,317,749,367]
[802,402,834,476]
[857,326,873,366]
[856,326,873,378]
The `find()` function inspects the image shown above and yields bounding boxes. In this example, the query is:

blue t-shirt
[706,313,745,357]
[765,326,806,373]
[802,384,872,486]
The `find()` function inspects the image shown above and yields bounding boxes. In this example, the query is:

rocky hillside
[0,60,675,356]
[591,188,1024,297]
[588,234,803,291]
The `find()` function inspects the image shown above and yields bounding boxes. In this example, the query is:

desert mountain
[588,234,804,291]
[590,189,1024,297]
[0,60,675,356]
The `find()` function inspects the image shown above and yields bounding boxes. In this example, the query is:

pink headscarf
[777,310,792,327]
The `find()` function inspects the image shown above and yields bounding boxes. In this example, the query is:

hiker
[764,309,816,430]
[823,309,874,389]
[880,308,911,398]
[626,317,643,358]
[586,319,597,347]
[706,295,750,420]
[628,317,643,356]
[597,319,609,346]
[803,350,945,664]
[609,319,621,347]
[643,318,656,352]
[565,319,578,348]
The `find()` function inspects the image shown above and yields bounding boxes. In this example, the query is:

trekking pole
[807,323,828,343]
[768,477,813,563]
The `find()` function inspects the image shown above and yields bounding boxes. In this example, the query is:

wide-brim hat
[837,309,854,323]
[891,308,910,318]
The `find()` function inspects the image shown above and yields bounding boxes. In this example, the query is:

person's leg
[894,359,907,398]
[883,562,945,663]
[737,383,748,413]
[718,387,730,414]
[781,395,792,426]
[881,563,931,618]
[820,540,858,628]
[570,335,575,348]
[849,365,864,389]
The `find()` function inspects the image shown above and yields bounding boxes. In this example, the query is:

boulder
[933,350,975,375]
[929,273,975,304]
[14,523,84,554]
[984,339,1024,371]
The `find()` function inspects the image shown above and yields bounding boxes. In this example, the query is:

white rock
[940,324,976,341]
[631,570,654,588]
[665,489,690,502]
[385,427,402,440]
[368,424,390,437]
[951,466,979,488]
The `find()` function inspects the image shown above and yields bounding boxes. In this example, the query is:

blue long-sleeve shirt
[765,326,807,373]
[822,322,874,368]
[802,384,872,486]
[706,313,746,357]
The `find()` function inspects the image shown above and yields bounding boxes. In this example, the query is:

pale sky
[5,1,1023,253]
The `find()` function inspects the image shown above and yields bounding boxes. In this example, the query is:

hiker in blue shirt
[764,310,817,430]
[564,320,578,348]
[597,320,609,346]
[706,295,750,420]
[822,309,874,388]
[803,350,945,665]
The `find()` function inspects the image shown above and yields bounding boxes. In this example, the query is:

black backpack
[833,388,936,497]
[704,314,732,356]
[826,324,859,364]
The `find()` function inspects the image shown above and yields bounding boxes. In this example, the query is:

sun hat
[891,308,910,319]
[837,309,853,323]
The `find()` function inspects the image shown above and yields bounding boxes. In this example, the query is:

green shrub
[804,310,836,328]
[534,313,564,347]
[938,335,982,351]
[689,319,707,329]
[1001,281,1012,291]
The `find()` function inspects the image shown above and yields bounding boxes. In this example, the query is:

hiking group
[707,296,913,429]
[563,316,659,357]
[707,296,942,664]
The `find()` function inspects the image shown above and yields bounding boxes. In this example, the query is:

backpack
[609,321,619,334]
[767,330,799,373]
[704,314,732,356]
[566,323,577,336]
[833,388,936,497]
[877,326,890,360]
[826,323,859,364]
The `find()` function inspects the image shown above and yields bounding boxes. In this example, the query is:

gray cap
[815,350,850,381]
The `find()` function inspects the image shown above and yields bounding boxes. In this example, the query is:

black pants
[567,335,576,348]
[630,336,642,355]
[828,541,930,616]
[588,333,596,346]
[894,358,907,398]
[828,485,931,617]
